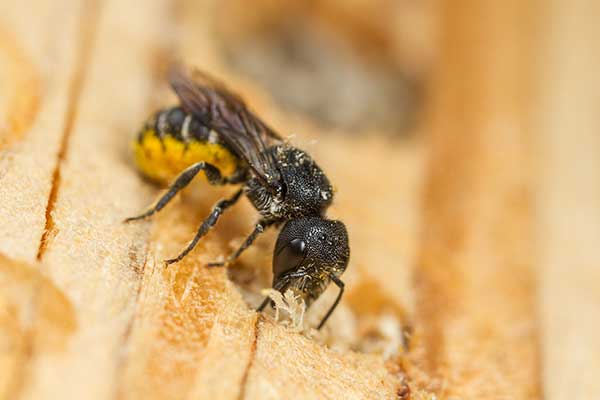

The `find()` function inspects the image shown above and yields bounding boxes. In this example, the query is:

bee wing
[169,66,282,190]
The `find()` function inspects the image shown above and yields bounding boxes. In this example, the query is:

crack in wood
[36,0,101,261]
[237,316,260,400]
[113,248,150,400]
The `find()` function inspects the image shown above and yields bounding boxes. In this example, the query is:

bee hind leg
[124,161,225,223]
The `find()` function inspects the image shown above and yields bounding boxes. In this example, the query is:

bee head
[271,216,349,302]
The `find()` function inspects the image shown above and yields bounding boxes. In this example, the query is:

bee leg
[206,220,272,267]
[222,168,248,185]
[257,297,272,312]
[164,188,244,265]
[317,274,345,330]
[124,161,224,222]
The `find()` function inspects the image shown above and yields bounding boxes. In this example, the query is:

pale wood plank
[19,0,169,398]
[0,0,83,262]
[536,1,600,398]
[119,1,420,398]
[0,2,83,398]
[410,0,541,397]
[1,0,564,398]
[116,1,261,398]
[0,254,75,400]
[244,322,400,400]
[117,196,259,400]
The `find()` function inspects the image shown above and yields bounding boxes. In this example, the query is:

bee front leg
[124,161,224,222]
[207,219,273,267]
[317,274,345,330]
[164,188,244,265]
[257,297,271,312]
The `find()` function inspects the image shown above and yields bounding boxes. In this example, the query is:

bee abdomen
[133,107,242,185]
[148,107,211,143]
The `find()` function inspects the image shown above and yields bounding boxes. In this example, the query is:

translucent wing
[169,66,282,192]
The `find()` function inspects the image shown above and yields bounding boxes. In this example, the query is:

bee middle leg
[164,188,244,265]
[125,161,225,222]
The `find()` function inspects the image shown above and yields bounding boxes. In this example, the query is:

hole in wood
[214,0,424,136]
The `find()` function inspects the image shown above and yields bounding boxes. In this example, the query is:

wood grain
[0,254,75,399]
[1,0,420,399]
[0,0,83,262]
[19,1,167,398]
[1,0,599,399]
[536,1,600,398]
[410,0,541,398]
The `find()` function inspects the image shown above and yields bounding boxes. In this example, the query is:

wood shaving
[262,288,306,332]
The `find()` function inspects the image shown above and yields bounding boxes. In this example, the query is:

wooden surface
[0,0,598,399]
[535,0,600,398]
[410,0,540,398]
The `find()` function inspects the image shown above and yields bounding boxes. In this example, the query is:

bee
[126,67,349,329]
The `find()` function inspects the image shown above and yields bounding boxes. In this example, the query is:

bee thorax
[244,179,283,219]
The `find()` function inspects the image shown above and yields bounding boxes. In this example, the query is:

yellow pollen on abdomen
[133,130,240,185]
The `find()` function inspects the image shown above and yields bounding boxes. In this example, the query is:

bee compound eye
[289,238,306,254]
[273,238,307,279]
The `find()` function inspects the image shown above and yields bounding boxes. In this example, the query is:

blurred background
[1,0,599,399]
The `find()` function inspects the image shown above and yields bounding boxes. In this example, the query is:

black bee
[126,67,349,329]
